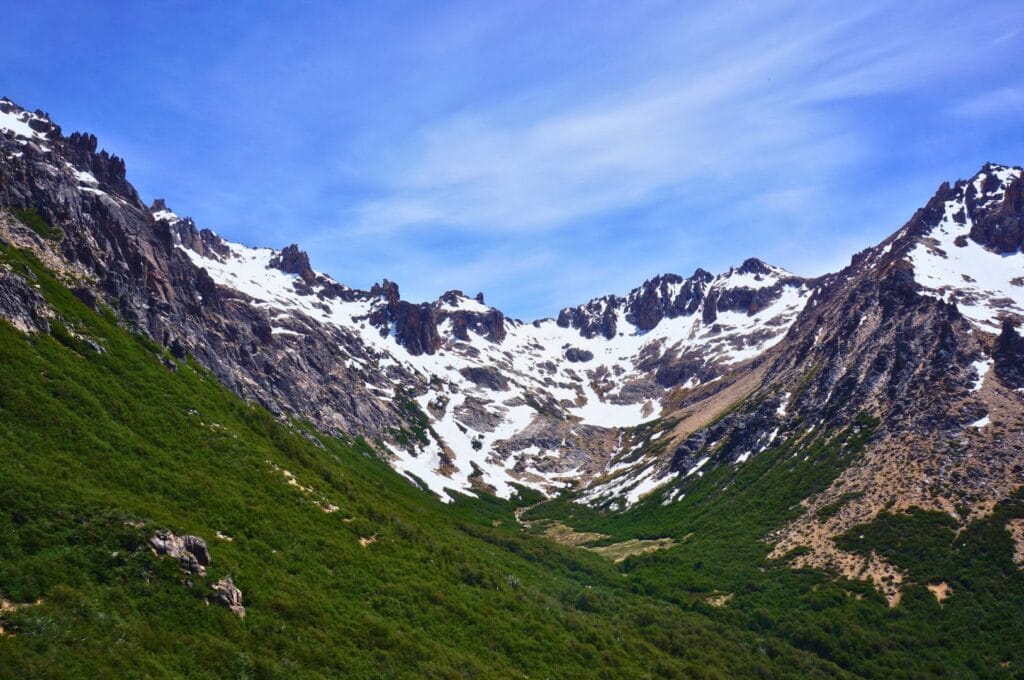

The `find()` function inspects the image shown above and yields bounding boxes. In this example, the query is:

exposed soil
[1007,519,1024,567]
[927,582,951,604]
[589,538,676,563]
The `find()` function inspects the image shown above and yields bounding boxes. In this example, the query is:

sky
[2,1,1023,319]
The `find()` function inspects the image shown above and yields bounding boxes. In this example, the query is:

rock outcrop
[150,531,212,575]
[209,577,245,617]
[994,318,1024,389]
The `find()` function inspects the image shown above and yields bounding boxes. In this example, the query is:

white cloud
[341,2,1017,237]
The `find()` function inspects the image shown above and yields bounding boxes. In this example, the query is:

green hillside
[1,240,1022,678]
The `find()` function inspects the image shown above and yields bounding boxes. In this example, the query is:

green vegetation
[390,391,433,447]
[0,243,848,677]
[12,207,64,242]
[523,413,1024,677]
[1,240,1022,677]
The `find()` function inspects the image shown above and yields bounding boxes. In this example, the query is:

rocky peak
[438,289,469,306]
[434,290,506,343]
[736,257,771,275]
[364,279,441,355]
[880,162,1024,331]
[269,244,316,284]
[625,272,702,331]
[150,198,182,225]
[174,219,229,260]
[370,279,401,305]
[965,164,1023,254]
[557,259,807,339]
[1,97,135,203]
[0,99,61,140]
[557,294,621,339]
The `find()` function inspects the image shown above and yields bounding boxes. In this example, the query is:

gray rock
[183,535,210,566]
[209,576,245,617]
[150,530,210,575]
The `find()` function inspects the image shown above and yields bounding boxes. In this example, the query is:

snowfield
[908,165,1024,331]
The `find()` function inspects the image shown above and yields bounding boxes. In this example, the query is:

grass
[523,413,1024,677]
[0,242,850,677]
[1,237,1023,677]
[12,207,64,242]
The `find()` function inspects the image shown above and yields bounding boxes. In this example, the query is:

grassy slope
[525,417,1024,677]
[3,238,1022,677]
[0,244,854,678]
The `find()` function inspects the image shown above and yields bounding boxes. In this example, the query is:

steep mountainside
[569,162,1024,603]
[0,97,812,500]
[0,238,854,677]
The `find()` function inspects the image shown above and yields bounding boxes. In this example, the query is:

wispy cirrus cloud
[340,1,1019,242]
[951,87,1024,118]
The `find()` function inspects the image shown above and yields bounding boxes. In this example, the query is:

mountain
[3,97,1024,675]
[596,162,1024,604]
[0,96,813,501]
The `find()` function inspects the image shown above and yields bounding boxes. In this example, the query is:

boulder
[564,347,594,363]
[149,530,211,574]
[209,577,245,617]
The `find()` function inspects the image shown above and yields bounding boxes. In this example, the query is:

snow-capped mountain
[165,203,811,499]
[0,97,813,502]
[564,161,1024,603]
[2,93,1023,575]
[905,164,1024,328]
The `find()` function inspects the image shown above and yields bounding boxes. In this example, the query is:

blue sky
[3,1,1023,319]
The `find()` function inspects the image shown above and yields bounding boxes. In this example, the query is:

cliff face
[0,100,410,441]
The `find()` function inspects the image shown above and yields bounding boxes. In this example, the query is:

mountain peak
[150,199,181,224]
[269,244,316,283]
[869,161,1024,332]
[0,97,60,143]
[737,257,770,275]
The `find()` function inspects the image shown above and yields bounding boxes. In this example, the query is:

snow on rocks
[971,359,992,392]
[165,201,813,503]
[908,164,1024,331]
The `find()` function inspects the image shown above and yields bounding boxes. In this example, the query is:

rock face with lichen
[149,531,212,576]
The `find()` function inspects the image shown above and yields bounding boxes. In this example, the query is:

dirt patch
[589,538,675,563]
[516,504,674,562]
[770,389,1024,606]
[1007,519,1024,567]
[358,534,378,548]
[0,597,43,613]
[514,506,610,546]
[706,592,734,607]
[927,582,952,604]
[541,521,610,547]
[0,597,44,636]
